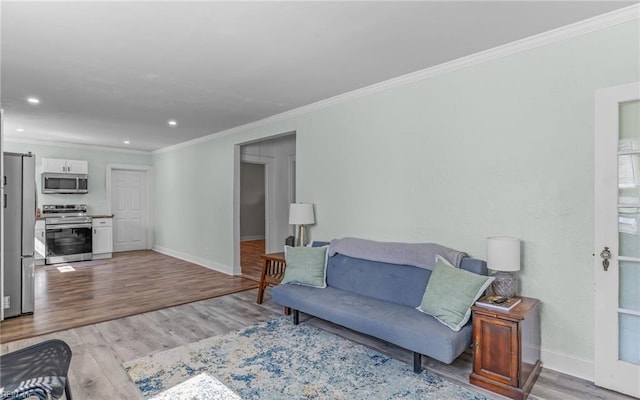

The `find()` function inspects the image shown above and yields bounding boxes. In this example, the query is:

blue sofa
[272,244,488,373]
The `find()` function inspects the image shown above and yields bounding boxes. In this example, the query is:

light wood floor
[0,250,258,343]
[240,239,265,281]
[0,289,633,400]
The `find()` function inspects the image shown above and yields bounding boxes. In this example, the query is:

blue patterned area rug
[124,316,489,400]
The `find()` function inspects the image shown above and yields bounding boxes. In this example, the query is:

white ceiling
[1,1,635,152]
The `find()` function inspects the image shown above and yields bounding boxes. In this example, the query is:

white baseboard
[541,347,594,381]
[152,245,233,275]
[241,235,265,241]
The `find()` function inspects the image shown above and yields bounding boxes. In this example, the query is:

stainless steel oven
[43,204,93,264]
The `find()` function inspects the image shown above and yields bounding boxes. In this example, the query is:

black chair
[0,339,72,400]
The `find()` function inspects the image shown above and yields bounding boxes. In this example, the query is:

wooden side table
[256,252,286,305]
[469,297,542,400]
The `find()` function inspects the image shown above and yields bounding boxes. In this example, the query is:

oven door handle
[46,223,93,230]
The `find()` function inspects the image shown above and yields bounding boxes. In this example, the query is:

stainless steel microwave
[42,173,88,194]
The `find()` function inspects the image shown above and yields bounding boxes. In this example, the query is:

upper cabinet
[42,158,88,174]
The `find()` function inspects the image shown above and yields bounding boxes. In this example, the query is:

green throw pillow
[417,259,494,331]
[282,246,328,288]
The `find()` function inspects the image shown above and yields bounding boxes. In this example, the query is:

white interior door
[112,169,147,252]
[594,81,640,397]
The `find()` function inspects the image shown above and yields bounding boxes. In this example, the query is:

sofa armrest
[460,257,488,276]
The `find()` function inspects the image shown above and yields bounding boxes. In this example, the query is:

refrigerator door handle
[21,154,36,255]
[3,193,6,208]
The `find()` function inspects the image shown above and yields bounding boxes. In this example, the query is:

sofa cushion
[282,246,328,288]
[272,284,473,364]
[416,259,494,331]
[326,254,430,308]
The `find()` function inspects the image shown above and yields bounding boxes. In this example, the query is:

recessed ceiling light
[123,140,130,144]
[16,128,24,132]
[27,97,40,104]
[168,120,177,126]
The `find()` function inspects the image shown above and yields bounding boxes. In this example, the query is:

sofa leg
[413,352,422,373]
[293,309,299,325]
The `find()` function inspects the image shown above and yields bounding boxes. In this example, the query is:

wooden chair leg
[257,284,264,304]
[284,307,291,315]
[257,259,269,304]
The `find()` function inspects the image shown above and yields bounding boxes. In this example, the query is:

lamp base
[295,225,308,247]
[491,271,518,298]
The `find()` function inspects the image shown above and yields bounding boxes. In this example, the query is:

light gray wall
[152,20,639,378]
[4,141,152,215]
[240,162,265,239]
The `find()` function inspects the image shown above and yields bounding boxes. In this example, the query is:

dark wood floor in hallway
[0,250,258,343]
[240,239,265,281]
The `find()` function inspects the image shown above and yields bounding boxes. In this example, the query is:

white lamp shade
[486,236,521,272]
[289,203,315,225]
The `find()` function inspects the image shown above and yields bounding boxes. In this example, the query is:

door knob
[600,247,611,271]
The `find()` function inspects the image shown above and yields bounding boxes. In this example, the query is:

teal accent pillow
[417,259,494,331]
[282,246,328,288]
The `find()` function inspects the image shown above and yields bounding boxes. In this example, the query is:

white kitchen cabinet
[41,158,88,174]
[92,218,113,259]
[41,158,67,173]
[65,159,88,174]
[35,219,46,265]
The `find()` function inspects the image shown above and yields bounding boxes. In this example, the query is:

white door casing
[105,164,153,252]
[594,81,640,398]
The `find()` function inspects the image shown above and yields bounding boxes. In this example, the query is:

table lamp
[289,203,315,246]
[486,236,521,298]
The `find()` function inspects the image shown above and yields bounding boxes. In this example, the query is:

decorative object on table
[284,235,295,247]
[470,297,541,400]
[124,317,490,400]
[486,236,521,298]
[288,203,315,246]
[475,294,522,312]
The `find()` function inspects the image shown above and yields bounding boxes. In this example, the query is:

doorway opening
[240,162,266,280]
[235,132,296,280]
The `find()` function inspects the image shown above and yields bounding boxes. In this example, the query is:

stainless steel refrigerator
[2,152,36,317]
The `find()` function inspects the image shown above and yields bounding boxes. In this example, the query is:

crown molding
[155,4,639,155]
[5,137,152,155]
